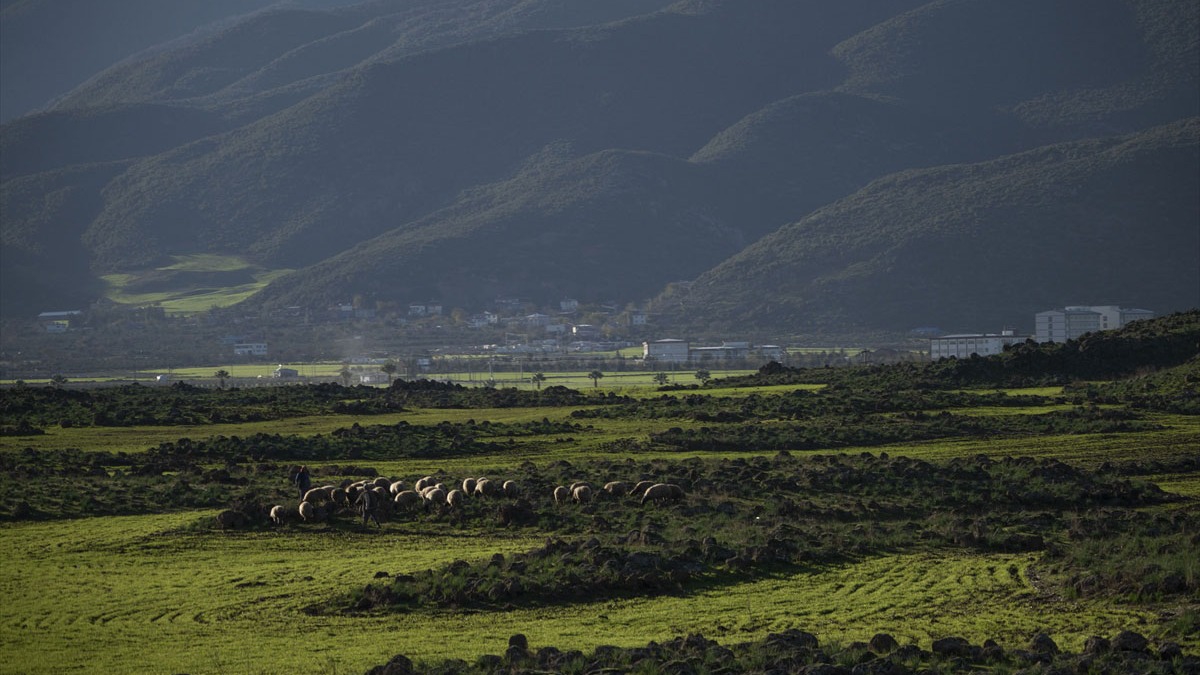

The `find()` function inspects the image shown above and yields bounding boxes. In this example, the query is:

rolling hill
[1,0,1196,337]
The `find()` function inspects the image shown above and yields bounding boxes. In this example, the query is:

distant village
[27,297,1157,382]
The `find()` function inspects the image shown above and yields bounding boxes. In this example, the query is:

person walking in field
[355,488,381,528]
[294,465,311,500]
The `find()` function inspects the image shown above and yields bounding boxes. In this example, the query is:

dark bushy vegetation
[363,627,1195,675]
[0,380,624,431]
[331,453,1183,614]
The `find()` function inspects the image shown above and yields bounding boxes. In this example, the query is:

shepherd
[355,488,381,528]
[293,465,312,500]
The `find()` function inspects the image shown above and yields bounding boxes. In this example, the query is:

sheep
[553,486,570,504]
[415,475,435,492]
[330,487,348,507]
[640,483,684,505]
[269,505,285,526]
[423,488,446,510]
[372,477,391,490]
[474,478,500,498]
[389,480,407,495]
[215,510,247,529]
[461,477,477,495]
[303,487,331,504]
[572,485,592,504]
[298,501,315,522]
[603,481,630,497]
[420,485,442,498]
[628,480,656,497]
[394,490,421,509]
[502,480,519,498]
[569,481,592,492]
[446,489,464,509]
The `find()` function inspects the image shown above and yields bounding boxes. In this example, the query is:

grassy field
[2,351,1197,674]
[1,514,1170,675]
[100,254,293,315]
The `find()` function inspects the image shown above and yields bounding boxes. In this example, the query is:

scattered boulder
[1112,630,1149,653]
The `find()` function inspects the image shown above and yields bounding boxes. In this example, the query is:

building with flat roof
[643,338,690,363]
[929,330,1030,361]
[1035,306,1154,343]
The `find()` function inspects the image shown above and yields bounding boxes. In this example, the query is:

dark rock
[981,638,1004,661]
[1112,630,1149,652]
[804,665,852,675]
[1083,636,1110,654]
[365,654,413,675]
[508,634,528,650]
[475,654,502,670]
[868,633,899,654]
[1029,633,1060,655]
[931,636,973,658]
[1158,642,1183,660]
[373,571,389,579]
[504,645,528,662]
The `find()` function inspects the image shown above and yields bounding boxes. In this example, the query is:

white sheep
[446,489,464,509]
[389,480,407,495]
[303,487,330,504]
[572,485,592,503]
[461,477,477,495]
[628,480,655,497]
[640,483,684,505]
[298,501,315,522]
[553,486,570,504]
[502,480,519,498]
[269,505,285,525]
[603,481,630,497]
[394,490,421,509]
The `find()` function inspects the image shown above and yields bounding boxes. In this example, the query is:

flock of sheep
[265,474,685,528]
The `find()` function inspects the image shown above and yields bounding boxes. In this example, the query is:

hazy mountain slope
[0,162,126,315]
[248,148,735,310]
[662,119,1200,337]
[77,0,908,272]
[1,0,1196,329]
[833,0,1198,136]
[0,104,228,179]
[0,0,283,121]
[50,0,676,118]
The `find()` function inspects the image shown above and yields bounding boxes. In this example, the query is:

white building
[930,330,1029,360]
[233,342,268,356]
[1035,306,1154,343]
[643,338,690,363]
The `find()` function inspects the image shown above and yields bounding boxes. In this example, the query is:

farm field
[1,313,1197,674]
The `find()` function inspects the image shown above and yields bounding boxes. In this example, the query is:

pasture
[1,322,1197,674]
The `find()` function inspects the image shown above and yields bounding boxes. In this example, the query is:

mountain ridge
[1,0,1196,336]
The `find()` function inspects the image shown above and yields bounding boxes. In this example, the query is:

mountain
[1,0,1196,337]
[659,119,1200,337]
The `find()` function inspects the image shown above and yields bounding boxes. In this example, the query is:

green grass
[3,514,1182,675]
[100,254,292,315]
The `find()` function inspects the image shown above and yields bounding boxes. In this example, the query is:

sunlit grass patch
[100,254,292,315]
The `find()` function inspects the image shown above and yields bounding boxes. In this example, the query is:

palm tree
[339,366,353,386]
[652,372,669,386]
[694,369,712,385]
[531,372,547,390]
[587,370,604,388]
[214,369,230,389]
[50,373,68,388]
[381,361,398,384]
